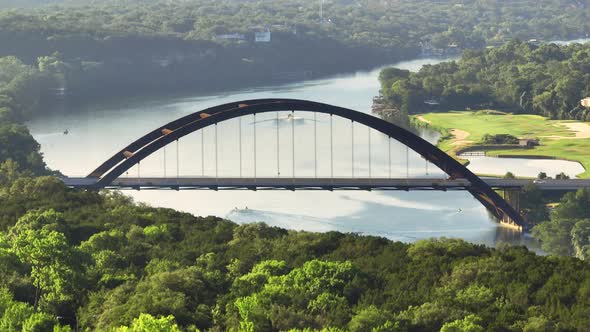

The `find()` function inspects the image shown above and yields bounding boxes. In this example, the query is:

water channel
[27,55,584,248]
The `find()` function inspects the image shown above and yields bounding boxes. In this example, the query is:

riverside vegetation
[379,40,590,121]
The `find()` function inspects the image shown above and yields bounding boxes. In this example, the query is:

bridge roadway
[62,177,590,191]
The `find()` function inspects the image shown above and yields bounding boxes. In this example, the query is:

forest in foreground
[0,176,589,331]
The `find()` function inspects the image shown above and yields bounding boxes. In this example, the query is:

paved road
[61,177,590,191]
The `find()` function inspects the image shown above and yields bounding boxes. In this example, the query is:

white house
[255,30,271,43]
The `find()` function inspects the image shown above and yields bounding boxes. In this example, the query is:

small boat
[63,129,69,135]
[250,114,309,126]
[284,114,304,122]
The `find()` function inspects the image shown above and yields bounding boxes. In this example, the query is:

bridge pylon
[500,189,523,231]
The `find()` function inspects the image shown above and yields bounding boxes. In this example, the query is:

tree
[0,302,34,332]
[519,183,548,225]
[11,227,83,311]
[521,316,556,332]
[21,312,56,332]
[113,313,182,332]
[230,259,359,331]
[9,209,65,236]
[347,306,392,332]
[555,172,570,180]
[570,220,590,260]
[532,219,575,256]
[440,314,484,332]
[397,302,465,331]
[552,189,590,220]
[503,172,516,179]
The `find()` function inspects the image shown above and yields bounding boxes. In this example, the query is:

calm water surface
[29,57,567,248]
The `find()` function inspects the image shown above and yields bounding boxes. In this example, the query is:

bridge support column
[500,189,523,231]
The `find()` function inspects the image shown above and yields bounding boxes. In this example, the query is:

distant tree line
[0,0,589,102]
[380,41,590,120]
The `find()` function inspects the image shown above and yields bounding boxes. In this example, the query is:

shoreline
[49,58,409,118]
[42,54,463,122]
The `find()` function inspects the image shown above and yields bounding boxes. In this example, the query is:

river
[28,56,574,248]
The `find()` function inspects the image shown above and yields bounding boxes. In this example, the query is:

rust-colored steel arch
[89,99,524,227]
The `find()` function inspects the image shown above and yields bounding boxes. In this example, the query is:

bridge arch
[89,99,524,227]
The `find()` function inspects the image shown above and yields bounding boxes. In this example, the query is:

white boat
[251,114,309,125]
[281,114,305,123]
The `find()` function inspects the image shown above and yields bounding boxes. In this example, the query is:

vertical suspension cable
[215,123,218,179]
[176,139,179,185]
[239,117,242,178]
[352,121,355,178]
[137,161,141,190]
[368,127,371,178]
[405,146,409,178]
[254,113,257,180]
[330,114,334,179]
[314,112,317,178]
[388,137,392,179]
[292,110,295,179]
[425,159,429,176]
[201,130,204,177]
[276,111,280,177]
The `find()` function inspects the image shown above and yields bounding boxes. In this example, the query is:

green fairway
[416,111,590,178]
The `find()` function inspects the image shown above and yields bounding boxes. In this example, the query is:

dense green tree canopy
[380,41,590,120]
[0,173,589,331]
[534,188,590,260]
[0,0,588,103]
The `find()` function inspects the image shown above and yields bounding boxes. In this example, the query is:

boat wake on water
[225,208,343,233]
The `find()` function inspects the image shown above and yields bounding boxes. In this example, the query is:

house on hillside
[255,30,271,43]
[446,43,461,55]
[581,97,590,107]
[527,39,542,46]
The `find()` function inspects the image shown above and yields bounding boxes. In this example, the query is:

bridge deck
[61,177,590,191]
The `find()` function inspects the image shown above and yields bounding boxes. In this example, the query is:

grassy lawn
[416,111,590,178]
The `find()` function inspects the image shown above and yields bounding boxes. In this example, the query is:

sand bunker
[544,122,590,139]
[450,129,472,146]
[562,122,590,138]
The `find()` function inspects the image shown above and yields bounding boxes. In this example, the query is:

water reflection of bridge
[60,99,590,231]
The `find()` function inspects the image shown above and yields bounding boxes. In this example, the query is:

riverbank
[413,111,590,178]
[52,53,428,121]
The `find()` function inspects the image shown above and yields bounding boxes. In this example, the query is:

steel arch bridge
[66,98,524,229]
